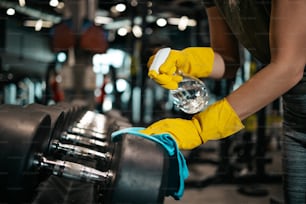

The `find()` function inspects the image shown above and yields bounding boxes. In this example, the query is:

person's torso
[212,0,271,64]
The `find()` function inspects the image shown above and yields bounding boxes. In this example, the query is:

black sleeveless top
[203,0,271,64]
[204,0,306,133]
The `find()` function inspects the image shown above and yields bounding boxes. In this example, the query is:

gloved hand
[147,47,214,89]
[140,98,244,150]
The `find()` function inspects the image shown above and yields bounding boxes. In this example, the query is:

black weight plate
[0,107,51,203]
[105,134,168,204]
[25,103,66,154]
[50,102,75,130]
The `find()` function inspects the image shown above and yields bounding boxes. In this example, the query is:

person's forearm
[226,62,304,120]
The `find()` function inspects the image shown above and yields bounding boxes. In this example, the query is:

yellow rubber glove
[147,47,214,90]
[140,98,244,150]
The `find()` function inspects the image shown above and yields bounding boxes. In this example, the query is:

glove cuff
[192,98,244,143]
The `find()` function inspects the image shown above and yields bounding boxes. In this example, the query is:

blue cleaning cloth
[111,127,189,200]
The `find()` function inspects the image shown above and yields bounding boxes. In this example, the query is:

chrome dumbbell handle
[51,139,111,163]
[68,126,108,141]
[33,153,113,184]
[61,133,108,151]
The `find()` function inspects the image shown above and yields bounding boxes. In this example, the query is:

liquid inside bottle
[170,74,209,114]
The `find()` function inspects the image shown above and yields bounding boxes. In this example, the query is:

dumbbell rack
[0,102,172,204]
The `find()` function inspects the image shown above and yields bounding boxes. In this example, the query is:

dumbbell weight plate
[104,133,168,204]
[0,107,51,203]
[25,103,66,155]
[50,102,75,130]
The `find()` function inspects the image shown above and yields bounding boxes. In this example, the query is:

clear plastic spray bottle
[149,48,209,114]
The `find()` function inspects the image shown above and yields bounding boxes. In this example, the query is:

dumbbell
[70,99,89,118]
[26,104,111,152]
[0,104,112,168]
[0,108,51,203]
[0,103,115,164]
[0,108,169,204]
[48,101,86,131]
[65,110,111,142]
[48,103,113,143]
[0,104,127,172]
[36,134,168,204]
[67,110,132,142]
[47,104,131,152]
[20,104,114,168]
[48,101,132,145]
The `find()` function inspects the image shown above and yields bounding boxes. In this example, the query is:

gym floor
[164,183,282,204]
[164,138,284,204]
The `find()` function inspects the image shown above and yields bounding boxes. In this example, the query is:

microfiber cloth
[111,127,189,200]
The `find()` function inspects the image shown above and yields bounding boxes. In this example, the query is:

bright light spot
[103,97,112,112]
[19,0,25,7]
[115,3,126,12]
[93,53,111,66]
[92,49,126,73]
[92,54,110,73]
[116,79,127,92]
[95,16,113,25]
[132,25,142,38]
[55,75,62,83]
[6,8,15,16]
[168,17,197,28]
[57,2,65,9]
[95,73,103,87]
[92,54,100,65]
[24,20,53,28]
[94,88,101,97]
[117,27,128,36]
[35,19,43,31]
[156,18,167,27]
[178,16,189,31]
[105,83,113,94]
[93,64,109,74]
[57,52,67,63]
[187,19,197,26]
[107,49,125,68]
[49,0,59,7]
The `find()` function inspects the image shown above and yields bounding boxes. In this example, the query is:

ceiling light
[57,2,64,9]
[95,16,113,25]
[115,3,126,12]
[168,17,197,28]
[117,27,129,36]
[0,1,61,23]
[24,20,53,29]
[116,78,128,92]
[132,25,142,38]
[178,16,188,31]
[6,8,15,16]
[35,19,43,31]
[49,0,59,7]
[18,0,25,7]
[156,18,167,27]
[57,52,67,63]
